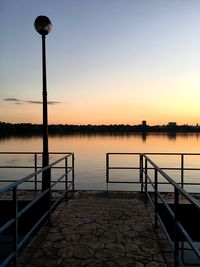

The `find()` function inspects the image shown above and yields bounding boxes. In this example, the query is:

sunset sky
[1,0,200,125]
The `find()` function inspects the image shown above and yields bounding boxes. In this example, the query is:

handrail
[142,154,200,210]
[0,154,72,194]
[106,152,200,266]
[142,154,200,266]
[0,151,74,191]
[0,152,73,154]
[0,152,75,267]
[106,152,141,184]
[106,152,200,188]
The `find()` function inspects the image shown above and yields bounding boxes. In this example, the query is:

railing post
[13,187,18,267]
[72,154,75,193]
[106,153,109,183]
[154,169,158,227]
[65,157,68,201]
[181,154,184,188]
[174,187,179,267]
[140,154,143,192]
[144,158,148,203]
[34,153,37,191]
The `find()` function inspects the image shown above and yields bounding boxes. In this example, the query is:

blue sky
[1,0,200,125]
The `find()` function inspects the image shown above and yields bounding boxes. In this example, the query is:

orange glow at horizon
[1,100,200,126]
[1,69,200,126]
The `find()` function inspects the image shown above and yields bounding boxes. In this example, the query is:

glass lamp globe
[34,16,52,35]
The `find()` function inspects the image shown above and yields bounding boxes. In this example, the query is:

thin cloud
[26,101,61,105]
[47,101,61,105]
[3,98,61,105]
[26,101,43,104]
[4,98,21,102]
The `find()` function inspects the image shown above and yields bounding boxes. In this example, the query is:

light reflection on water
[0,133,200,191]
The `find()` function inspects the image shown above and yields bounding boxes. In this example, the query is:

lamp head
[34,16,52,35]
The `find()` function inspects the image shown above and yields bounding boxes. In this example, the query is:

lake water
[0,133,200,192]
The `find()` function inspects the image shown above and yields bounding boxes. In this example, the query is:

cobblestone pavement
[19,191,171,267]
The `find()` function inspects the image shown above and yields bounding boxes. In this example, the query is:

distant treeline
[0,122,200,137]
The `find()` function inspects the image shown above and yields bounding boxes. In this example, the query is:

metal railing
[0,152,75,190]
[106,152,200,266]
[143,154,200,267]
[106,152,200,190]
[0,152,75,267]
[106,152,142,188]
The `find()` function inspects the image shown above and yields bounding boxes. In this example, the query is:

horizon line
[0,121,199,127]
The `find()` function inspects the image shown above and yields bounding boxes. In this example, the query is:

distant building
[142,120,147,126]
[168,122,176,127]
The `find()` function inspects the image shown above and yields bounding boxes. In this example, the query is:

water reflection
[0,133,200,191]
[167,132,176,140]
[1,132,200,142]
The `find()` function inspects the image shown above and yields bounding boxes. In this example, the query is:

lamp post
[34,16,52,191]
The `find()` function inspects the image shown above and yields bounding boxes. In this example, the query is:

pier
[0,152,200,266]
[19,191,172,267]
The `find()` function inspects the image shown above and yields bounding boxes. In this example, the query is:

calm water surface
[0,133,200,191]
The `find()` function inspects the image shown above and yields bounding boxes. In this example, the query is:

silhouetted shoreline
[1,122,200,138]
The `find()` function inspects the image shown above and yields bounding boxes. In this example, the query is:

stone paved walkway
[19,191,171,267]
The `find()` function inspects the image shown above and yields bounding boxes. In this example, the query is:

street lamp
[34,16,52,191]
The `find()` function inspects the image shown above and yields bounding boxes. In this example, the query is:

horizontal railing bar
[106,181,140,184]
[178,182,200,185]
[29,180,66,184]
[0,152,73,155]
[164,168,200,171]
[51,180,65,183]
[107,152,200,156]
[0,166,73,169]
[143,179,200,186]
[144,175,200,189]
[107,153,141,155]
[107,180,200,186]
[108,167,139,170]
[2,182,199,186]
[0,180,18,183]
[0,180,194,186]
[108,166,200,171]
[0,180,60,184]
[0,166,39,169]
[2,166,200,171]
